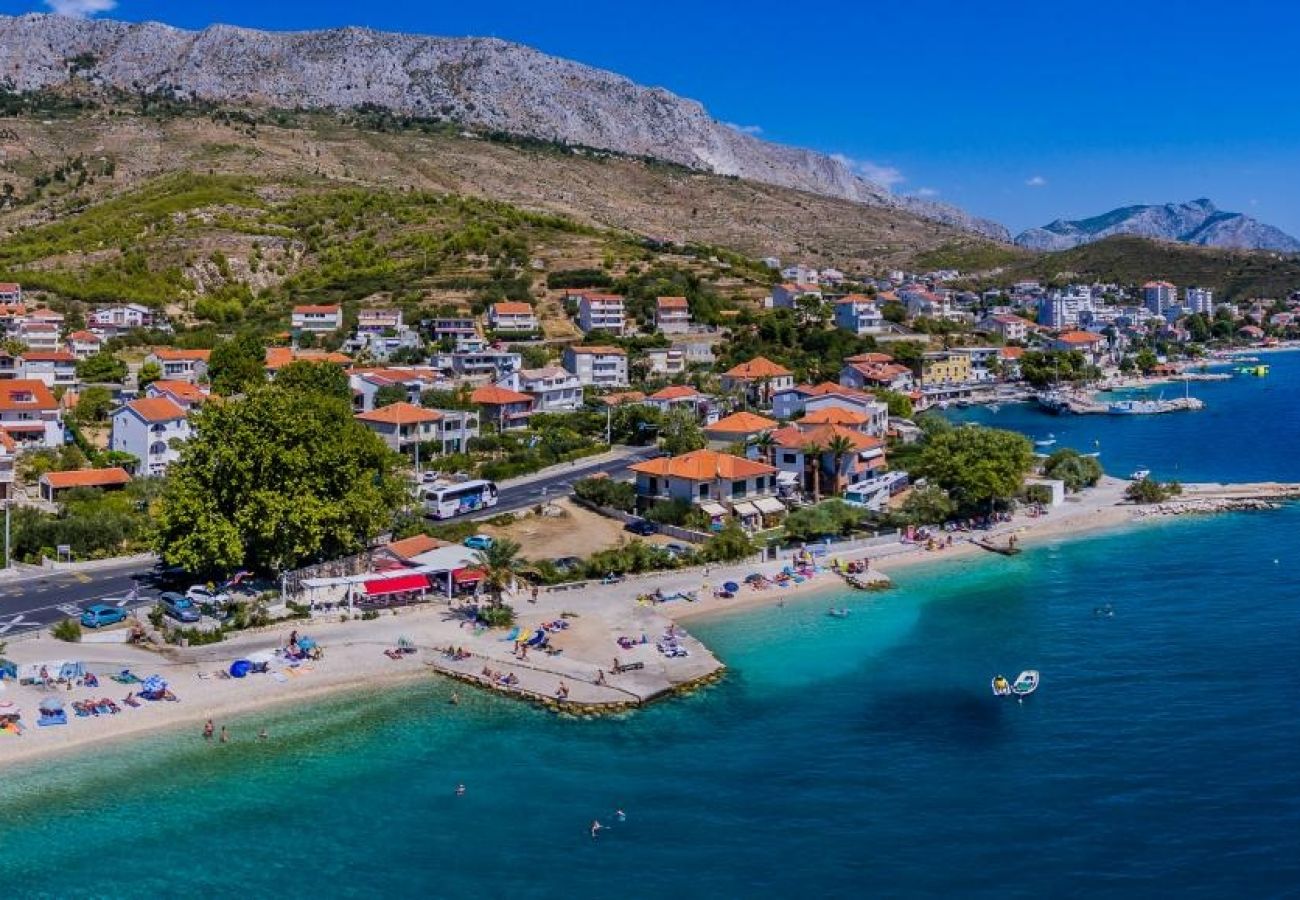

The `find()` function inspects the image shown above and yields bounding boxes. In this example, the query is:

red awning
[452,568,486,584]
[363,573,430,596]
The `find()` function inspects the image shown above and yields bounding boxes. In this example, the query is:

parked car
[159,592,201,623]
[664,542,690,557]
[463,534,495,551]
[551,556,582,574]
[80,603,127,629]
[624,519,659,536]
[186,585,230,605]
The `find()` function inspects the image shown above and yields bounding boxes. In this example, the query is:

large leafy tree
[916,426,1034,510]
[659,406,705,456]
[153,386,408,575]
[274,360,351,401]
[207,331,267,396]
[1043,448,1104,492]
[75,351,128,384]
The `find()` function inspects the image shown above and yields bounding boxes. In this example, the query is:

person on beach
[595,670,607,686]
[203,719,214,741]
[590,820,603,839]
[555,681,569,700]
[219,726,228,744]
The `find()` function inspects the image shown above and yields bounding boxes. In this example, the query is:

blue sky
[7,0,1300,237]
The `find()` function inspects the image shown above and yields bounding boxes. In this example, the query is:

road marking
[56,603,82,616]
[0,615,23,634]
[73,573,91,583]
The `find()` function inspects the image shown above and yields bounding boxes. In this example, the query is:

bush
[169,626,226,646]
[701,523,756,563]
[1043,448,1103,492]
[51,618,82,642]
[1125,478,1183,504]
[783,500,864,542]
[573,477,635,512]
[360,609,380,621]
[479,605,516,627]
[644,498,693,526]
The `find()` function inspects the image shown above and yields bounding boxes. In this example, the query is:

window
[698,483,709,499]
[782,453,797,464]
[732,479,747,498]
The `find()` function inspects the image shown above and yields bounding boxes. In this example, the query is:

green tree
[137,360,163,390]
[1134,349,1159,375]
[274,360,351,400]
[207,331,266,396]
[783,499,863,541]
[73,385,114,424]
[1125,477,1183,504]
[573,476,635,511]
[886,485,956,527]
[472,537,523,611]
[803,441,826,502]
[700,522,756,563]
[916,426,1034,510]
[75,351,128,383]
[153,385,407,575]
[1043,448,1104,492]
[660,406,706,456]
[875,389,913,419]
[373,384,410,408]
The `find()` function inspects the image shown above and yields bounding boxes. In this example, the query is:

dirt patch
[478,498,634,561]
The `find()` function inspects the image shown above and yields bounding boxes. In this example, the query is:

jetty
[1035,391,1204,416]
[973,536,1023,556]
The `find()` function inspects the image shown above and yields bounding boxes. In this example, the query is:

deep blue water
[948,350,1300,483]
[3,356,1300,898]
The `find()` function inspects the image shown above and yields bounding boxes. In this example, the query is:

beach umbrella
[229,660,252,678]
[723,581,740,593]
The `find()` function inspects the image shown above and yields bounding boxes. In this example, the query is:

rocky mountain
[0,13,1008,241]
[1016,199,1300,253]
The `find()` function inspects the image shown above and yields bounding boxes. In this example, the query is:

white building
[979,314,1031,342]
[1038,288,1096,329]
[654,296,691,334]
[1185,287,1214,315]
[575,293,626,334]
[771,283,823,309]
[66,330,103,360]
[88,303,154,334]
[562,345,628,388]
[110,396,190,476]
[499,366,583,412]
[1142,281,1177,316]
[427,317,479,345]
[357,308,404,333]
[444,349,521,379]
[0,283,21,305]
[146,349,211,384]
[19,351,77,389]
[488,302,540,335]
[951,347,1002,382]
[0,380,63,449]
[354,402,443,454]
[644,347,687,377]
[14,321,60,352]
[291,305,343,334]
[833,295,885,335]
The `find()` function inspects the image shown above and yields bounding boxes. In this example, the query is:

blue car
[80,603,128,629]
[159,592,201,624]
[463,535,495,551]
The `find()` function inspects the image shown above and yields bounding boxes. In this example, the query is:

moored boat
[1011,670,1039,697]
[991,674,1012,697]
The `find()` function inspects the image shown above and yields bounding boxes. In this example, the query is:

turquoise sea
[4,355,1300,898]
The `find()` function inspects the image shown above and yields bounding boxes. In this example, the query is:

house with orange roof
[772,382,888,433]
[0,379,63,448]
[66,330,104,360]
[88,303,154,335]
[265,347,352,374]
[563,345,628,388]
[488,302,540,335]
[573,292,626,334]
[771,283,823,309]
[719,357,795,407]
[978,313,1033,343]
[355,402,444,454]
[498,366,583,412]
[0,431,15,499]
[146,379,211,411]
[840,359,915,393]
[110,396,190,475]
[348,366,453,412]
[629,449,780,526]
[655,296,691,334]
[998,346,1025,379]
[471,384,535,431]
[0,283,21,305]
[373,533,451,567]
[644,384,708,415]
[703,411,778,448]
[291,304,343,334]
[146,348,212,384]
[833,294,886,336]
[1048,330,1107,365]
[19,351,78,389]
[597,391,647,408]
[38,467,131,503]
[770,423,887,498]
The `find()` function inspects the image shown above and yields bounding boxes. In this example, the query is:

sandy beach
[3,475,1295,767]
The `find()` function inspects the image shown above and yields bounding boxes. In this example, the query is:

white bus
[423,479,500,519]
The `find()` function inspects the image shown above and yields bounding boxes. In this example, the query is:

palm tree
[825,433,857,496]
[472,537,524,610]
[753,431,776,465]
[802,441,826,502]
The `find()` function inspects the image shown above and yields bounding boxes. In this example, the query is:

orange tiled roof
[0,379,57,411]
[844,352,894,365]
[598,391,646,406]
[1000,347,1026,359]
[471,385,533,406]
[382,534,449,560]
[656,296,689,309]
[801,407,871,426]
[630,448,775,481]
[40,467,131,489]
[705,411,778,434]
[265,348,352,370]
[150,380,209,403]
[151,348,212,362]
[568,345,626,356]
[1055,330,1103,345]
[355,402,442,425]
[292,304,341,314]
[68,330,100,343]
[649,385,702,401]
[834,293,875,305]
[125,396,187,423]
[772,424,884,452]
[21,351,76,363]
[490,302,534,315]
[723,356,792,379]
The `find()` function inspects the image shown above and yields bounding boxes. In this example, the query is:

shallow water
[4,357,1300,897]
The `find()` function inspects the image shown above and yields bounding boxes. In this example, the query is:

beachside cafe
[296,545,487,612]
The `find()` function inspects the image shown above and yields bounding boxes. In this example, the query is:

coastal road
[0,559,158,640]
[471,446,663,519]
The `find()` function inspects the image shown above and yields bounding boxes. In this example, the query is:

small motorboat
[1130,468,1151,481]
[991,674,1012,697]
[826,608,851,619]
[1034,434,1057,447]
[1011,670,1039,698]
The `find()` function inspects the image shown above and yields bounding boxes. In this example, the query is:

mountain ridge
[1015,198,1300,253]
[0,13,1009,241]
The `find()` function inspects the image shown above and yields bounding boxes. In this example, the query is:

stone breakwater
[1133,497,1284,518]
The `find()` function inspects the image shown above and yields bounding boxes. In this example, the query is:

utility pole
[4,499,10,571]
[606,403,612,447]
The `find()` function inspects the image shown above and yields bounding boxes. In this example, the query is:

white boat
[1130,468,1150,481]
[991,674,1012,697]
[1011,670,1039,697]
[1033,433,1057,447]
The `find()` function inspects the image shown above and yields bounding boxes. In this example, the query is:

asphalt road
[475,446,662,518]
[0,559,159,639]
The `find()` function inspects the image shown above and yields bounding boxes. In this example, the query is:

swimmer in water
[590,820,603,839]
[450,691,460,705]
[455,784,466,796]
[616,809,626,822]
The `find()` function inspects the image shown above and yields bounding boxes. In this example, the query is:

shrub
[645,498,693,526]
[701,523,756,563]
[573,477,635,512]
[783,500,864,542]
[361,609,380,621]
[479,605,516,627]
[51,618,82,642]
[1125,478,1183,504]
[1043,448,1103,492]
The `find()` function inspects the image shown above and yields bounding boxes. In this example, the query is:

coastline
[3,476,1295,768]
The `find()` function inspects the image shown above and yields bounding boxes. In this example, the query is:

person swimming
[590,820,603,839]
[455,784,466,796]
[615,809,626,822]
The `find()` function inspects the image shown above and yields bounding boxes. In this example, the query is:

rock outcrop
[1016,199,1300,252]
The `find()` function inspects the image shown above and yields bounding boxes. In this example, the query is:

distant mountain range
[0,13,1009,240]
[1015,199,1300,253]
